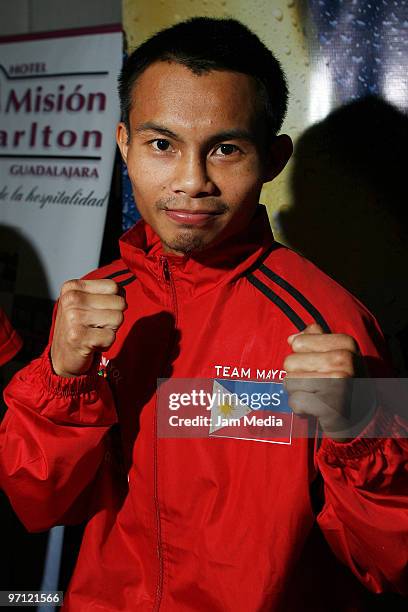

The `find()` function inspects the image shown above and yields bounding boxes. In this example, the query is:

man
[0,18,407,612]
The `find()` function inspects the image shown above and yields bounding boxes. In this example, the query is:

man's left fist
[283,323,363,440]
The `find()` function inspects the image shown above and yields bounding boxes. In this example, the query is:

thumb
[287,323,324,346]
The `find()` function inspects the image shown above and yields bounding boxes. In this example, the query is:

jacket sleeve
[0,348,117,532]
[315,407,408,595]
[313,299,408,594]
[0,307,23,366]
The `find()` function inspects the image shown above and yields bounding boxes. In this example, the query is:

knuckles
[328,349,354,371]
[283,354,295,371]
[101,278,120,294]
[337,334,358,354]
[89,329,116,350]
[291,333,358,354]
[66,326,82,346]
[115,311,125,327]
[61,279,84,295]
[287,391,309,415]
[284,348,355,375]
[101,330,116,348]
[60,289,83,309]
[290,336,306,352]
[117,296,127,311]
[66,308,81,326]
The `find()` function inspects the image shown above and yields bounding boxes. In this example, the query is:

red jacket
[0,308,22,367]
[1,206,407,611]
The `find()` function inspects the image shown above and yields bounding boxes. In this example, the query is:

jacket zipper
[161,257,178,325]
[154,257,178,611]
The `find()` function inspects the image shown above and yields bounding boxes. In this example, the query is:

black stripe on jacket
[104,268,136,288]
[246,273,307,332]
[245,244,331,333]
[258,264,331,333]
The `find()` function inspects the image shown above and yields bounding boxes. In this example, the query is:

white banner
[0,25,122,300]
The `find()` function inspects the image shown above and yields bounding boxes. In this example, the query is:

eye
[215,143,240,156]
[151,139,172,151]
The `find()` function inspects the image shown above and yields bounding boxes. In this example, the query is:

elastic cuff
[40,347,102,396]
[318,408,395,464]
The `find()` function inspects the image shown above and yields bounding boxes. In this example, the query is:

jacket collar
[119,204,275,299]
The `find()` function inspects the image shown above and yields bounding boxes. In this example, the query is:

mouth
[164,208,223,226]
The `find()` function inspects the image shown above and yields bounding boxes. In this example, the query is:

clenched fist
[50,279,126,377]
[283,324,368,440]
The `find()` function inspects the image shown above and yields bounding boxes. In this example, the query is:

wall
[0,0,121,35]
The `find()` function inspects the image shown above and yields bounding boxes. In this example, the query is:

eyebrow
[134,122,180,140]
[134,122,257,145]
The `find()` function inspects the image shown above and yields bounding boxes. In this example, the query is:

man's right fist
[50,279,126,377]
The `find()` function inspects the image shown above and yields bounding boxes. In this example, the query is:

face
[117,61,292,255]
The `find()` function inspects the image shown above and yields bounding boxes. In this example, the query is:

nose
[169,152,217,198]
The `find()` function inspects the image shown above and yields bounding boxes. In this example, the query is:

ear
[263,134,293,182]
[116,122,129,163]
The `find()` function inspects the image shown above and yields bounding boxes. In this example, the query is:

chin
[164,232,208,255]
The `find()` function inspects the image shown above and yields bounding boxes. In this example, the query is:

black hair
[118,17,289,138]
